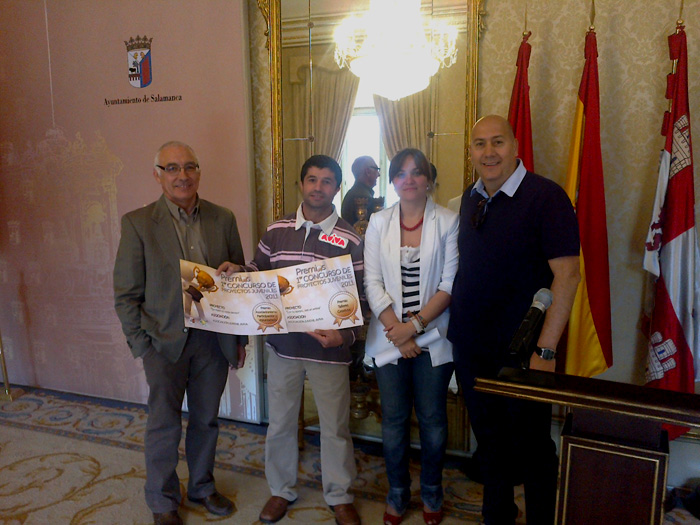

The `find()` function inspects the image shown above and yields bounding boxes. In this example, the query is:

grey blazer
[113,195,247,365]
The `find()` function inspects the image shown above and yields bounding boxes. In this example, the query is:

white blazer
[364,197,459,366]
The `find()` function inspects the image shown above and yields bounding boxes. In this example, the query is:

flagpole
[0,329,23,402]
[507,8,534,172]
[522,0,530,43]
[667,21,682,118]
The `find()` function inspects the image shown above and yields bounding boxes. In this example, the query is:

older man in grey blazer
[114,141,247,525]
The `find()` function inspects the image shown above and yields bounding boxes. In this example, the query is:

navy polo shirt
[447,171,579,371]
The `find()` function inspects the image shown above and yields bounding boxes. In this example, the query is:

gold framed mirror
[266,0,484,221]
[257,0,485,450]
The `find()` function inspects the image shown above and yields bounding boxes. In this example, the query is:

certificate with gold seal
[180,255,362,335]
[180,259,284,335]
[274,254,363,332]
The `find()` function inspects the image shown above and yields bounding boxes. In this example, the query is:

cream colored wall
[479,0,700,390]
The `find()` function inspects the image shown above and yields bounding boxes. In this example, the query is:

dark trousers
[142,329,229,513]
[457,364,558,525]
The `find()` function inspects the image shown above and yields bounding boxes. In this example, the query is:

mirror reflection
[280,0,469,220]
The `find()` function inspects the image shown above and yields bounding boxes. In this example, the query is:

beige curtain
[313,67,359,159]
[374,87,431,159]
[290,66,359,162]
[288,74,312,179]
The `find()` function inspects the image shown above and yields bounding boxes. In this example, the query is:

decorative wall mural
[0,129,146,400]
[0,1,258,421]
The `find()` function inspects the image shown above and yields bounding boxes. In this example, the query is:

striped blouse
[400,245,421,321]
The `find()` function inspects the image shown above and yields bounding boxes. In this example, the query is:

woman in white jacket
[364,148,459,525]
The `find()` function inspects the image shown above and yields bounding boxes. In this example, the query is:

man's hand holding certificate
[181,255,363,335]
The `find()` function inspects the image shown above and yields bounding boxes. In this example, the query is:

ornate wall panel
[249,0,275,239]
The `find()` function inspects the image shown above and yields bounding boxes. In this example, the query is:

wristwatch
[535,347,557,360]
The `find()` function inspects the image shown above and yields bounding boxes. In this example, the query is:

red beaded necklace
[400,216,424,231]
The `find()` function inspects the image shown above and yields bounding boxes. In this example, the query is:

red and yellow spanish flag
[563,29,613,377]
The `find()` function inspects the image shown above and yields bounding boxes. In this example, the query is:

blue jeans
[374,352,454,514]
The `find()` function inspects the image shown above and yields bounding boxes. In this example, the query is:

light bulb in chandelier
[334,0,458,101]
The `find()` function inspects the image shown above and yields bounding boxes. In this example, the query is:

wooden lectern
[475,368,700,525]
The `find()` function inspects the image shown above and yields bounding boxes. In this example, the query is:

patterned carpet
[0,388,697,524]
[0,387,485,524]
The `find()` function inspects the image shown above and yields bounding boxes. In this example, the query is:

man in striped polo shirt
[218,155,364,525]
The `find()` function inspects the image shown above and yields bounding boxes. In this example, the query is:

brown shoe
[332,503,361,525]
[188,491,235,516]
[152,510,183,525]
[259,496,296,524]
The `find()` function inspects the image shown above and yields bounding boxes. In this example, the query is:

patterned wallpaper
[478,0,700,387]
[247,1,700,388]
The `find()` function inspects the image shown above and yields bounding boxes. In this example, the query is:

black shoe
[188,491,235,516]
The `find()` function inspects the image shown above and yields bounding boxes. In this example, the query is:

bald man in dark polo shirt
[448,116,580,524]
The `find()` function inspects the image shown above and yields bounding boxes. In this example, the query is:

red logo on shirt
[319,233,348,249]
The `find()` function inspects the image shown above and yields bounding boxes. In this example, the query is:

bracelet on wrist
[410,316,424,335]
[409,311,426,334]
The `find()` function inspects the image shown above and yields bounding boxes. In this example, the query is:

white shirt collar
[294,203,339,237]
[472,159,527,199]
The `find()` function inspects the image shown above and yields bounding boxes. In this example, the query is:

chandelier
[334,0,458,101]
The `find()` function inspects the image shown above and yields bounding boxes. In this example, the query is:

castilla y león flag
[508,31,534,173]
[643,24,700,423]
[563,29,613,378]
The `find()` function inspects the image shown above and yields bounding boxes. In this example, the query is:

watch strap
[535,347,556,360]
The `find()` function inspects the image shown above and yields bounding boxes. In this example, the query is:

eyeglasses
[370,166,380,173]
[156,163,200,175]
[471,198,489,229]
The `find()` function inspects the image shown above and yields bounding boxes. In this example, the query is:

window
[334,80,399,212]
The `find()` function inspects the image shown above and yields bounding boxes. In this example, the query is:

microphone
[508,288,553,369]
